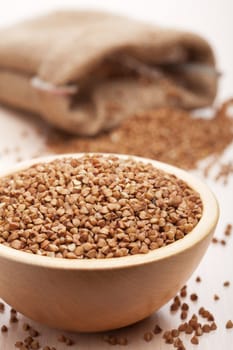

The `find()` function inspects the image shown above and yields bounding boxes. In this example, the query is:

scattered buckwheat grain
[191,336,199,345]
[107,335,118,345]
[180,311,188,320]
[143,331,153,342]
[210,322,217,330]
[153,324,162,334]
[190,293,198,301]
[181,303,189,311]
[171,329,179,337]
[223,281,230,287]
[29,328,40,338]
[185,325,193,334]
[180,286,187,298]
[1,325,8,332]
[10,314,18,323]
[215,161,233,185]
[226,320,233,329]
[224,224,232,236]
[46,100,233,171]
[103,334,128,346]
[202,324,211,333]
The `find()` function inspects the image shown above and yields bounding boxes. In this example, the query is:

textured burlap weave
[0,11,218,135]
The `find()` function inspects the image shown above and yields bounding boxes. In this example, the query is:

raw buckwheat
[46,100,233,171]
[0,155,202,259]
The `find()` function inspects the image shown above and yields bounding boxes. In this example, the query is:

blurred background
[1,0,233,100]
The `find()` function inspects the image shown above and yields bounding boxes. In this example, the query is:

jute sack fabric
[0,11,218,135]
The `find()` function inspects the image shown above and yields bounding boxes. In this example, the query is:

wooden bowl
[0,154,219,332]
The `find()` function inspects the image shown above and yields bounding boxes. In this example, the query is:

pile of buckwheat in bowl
[0,154,203,259]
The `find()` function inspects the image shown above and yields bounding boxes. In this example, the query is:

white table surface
[0,1,233,349]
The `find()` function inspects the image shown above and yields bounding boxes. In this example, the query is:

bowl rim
[0,153,219,270]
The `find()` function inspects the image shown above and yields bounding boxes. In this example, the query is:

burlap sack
[0,11,218,135]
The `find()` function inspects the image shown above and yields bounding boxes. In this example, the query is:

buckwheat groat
[0,155,202,259]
